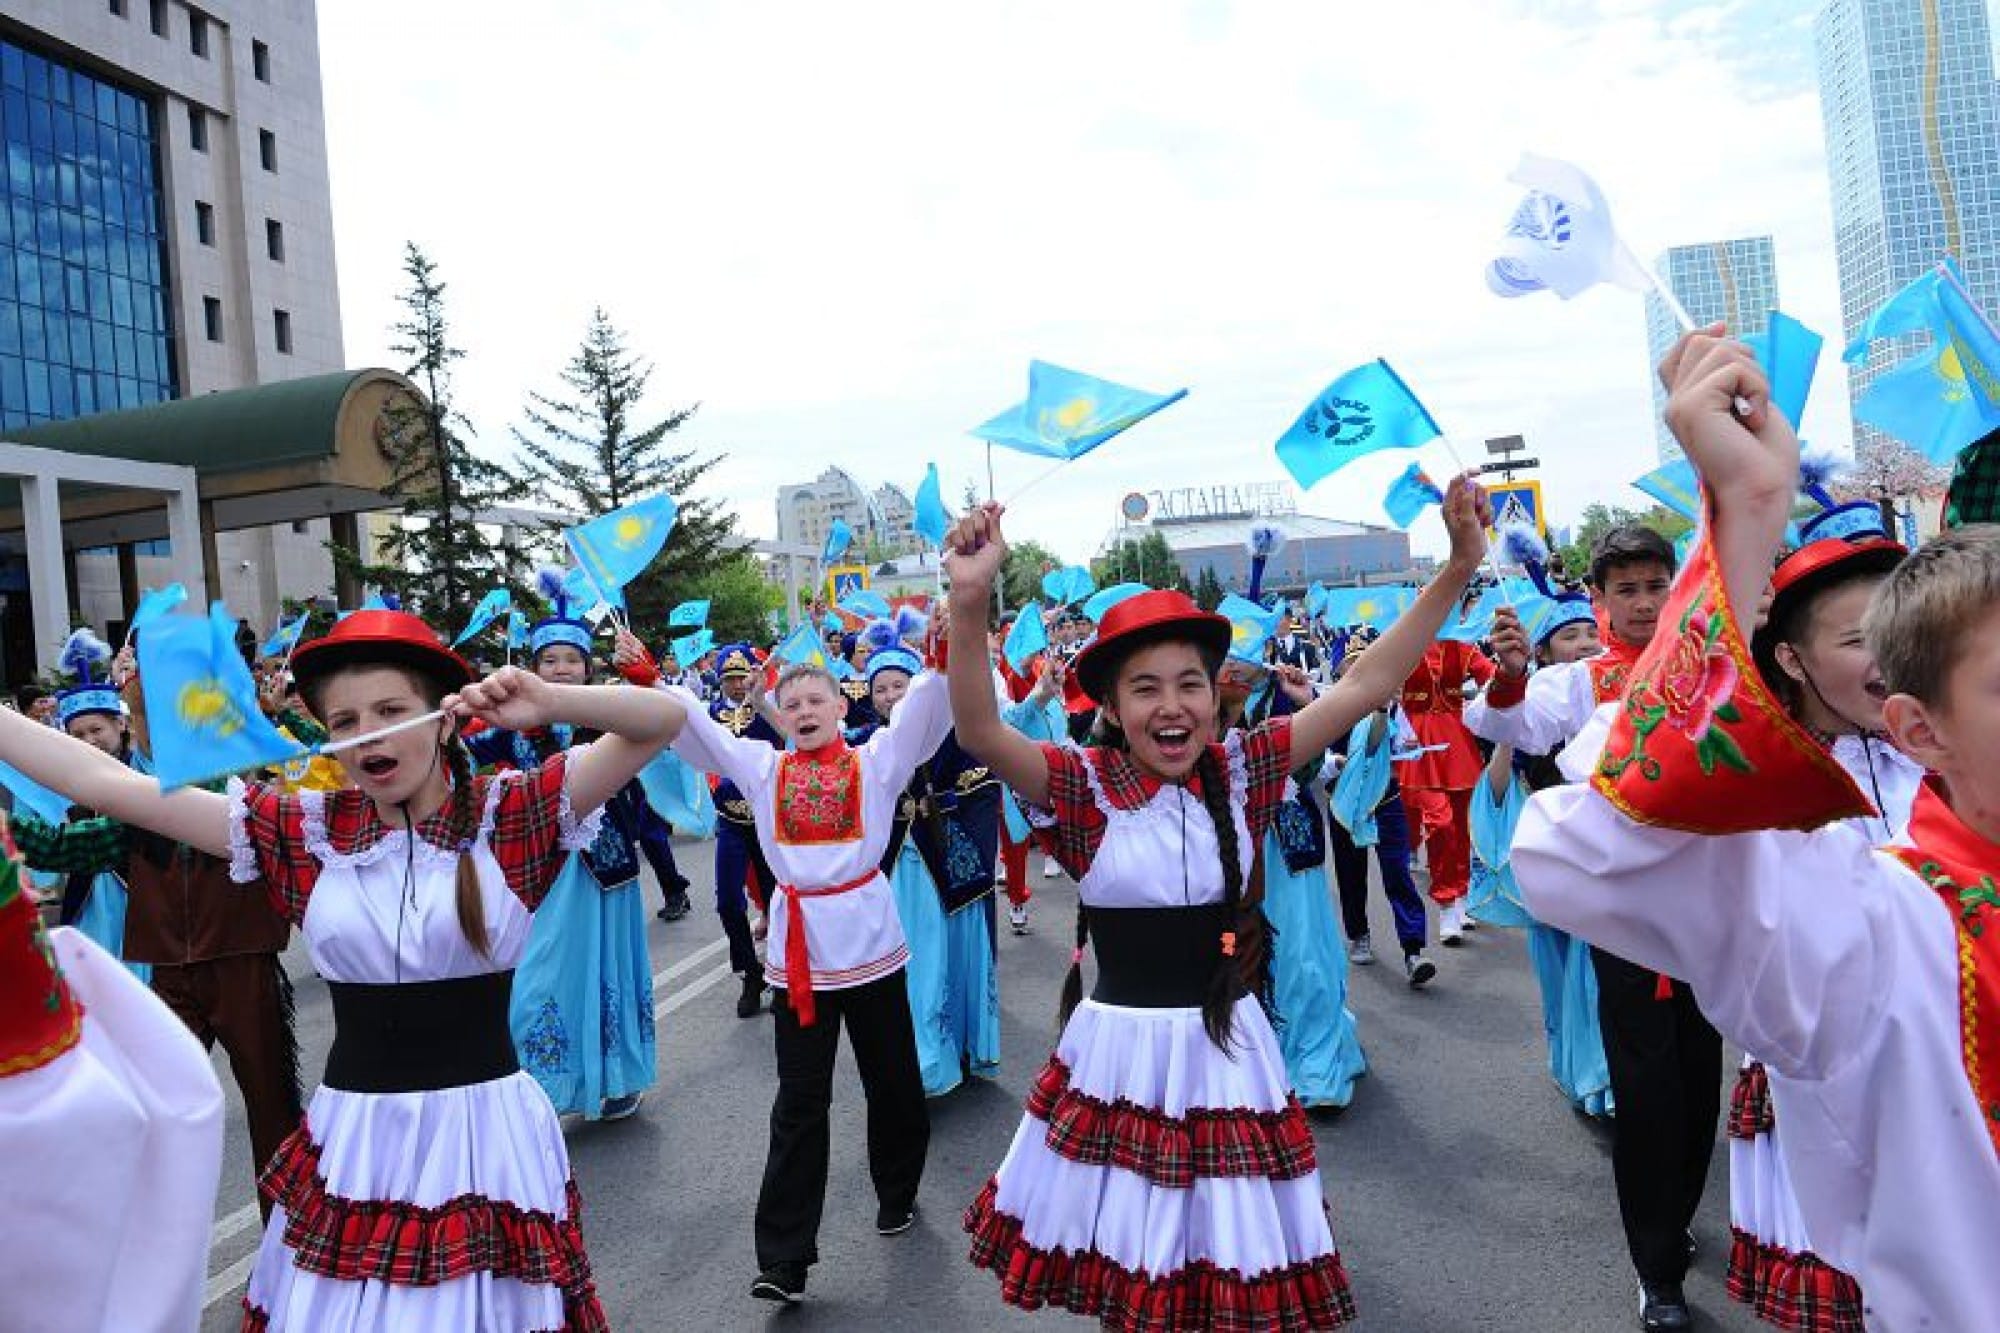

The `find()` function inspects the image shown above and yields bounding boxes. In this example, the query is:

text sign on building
[1146,482,1298,522]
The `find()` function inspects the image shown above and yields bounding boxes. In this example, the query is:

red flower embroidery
[1656,609,1738,744]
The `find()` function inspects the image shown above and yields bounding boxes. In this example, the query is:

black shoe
[737,968,765,1019]
[875,1201,916,1236]
[1637,1279,1692,1331]
[750,1262,807,1304]
[657,889,692,923]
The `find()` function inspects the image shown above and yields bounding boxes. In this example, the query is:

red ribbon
[780,871,879,1027]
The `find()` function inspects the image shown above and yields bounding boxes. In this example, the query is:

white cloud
[318,0,1859,565]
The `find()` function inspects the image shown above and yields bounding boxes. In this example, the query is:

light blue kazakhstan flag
[913,462,951,547]
[260,611,309,658]
[136,603,305,790]
[772,622,828,667]
[820,518,853,567]
[1382,462,1445,529]
[1319,586,1419,633]
[1041,566,1096,606]
[1217,594,1281,665]
[1003,601,1049,672]
[1632,459,1701,522]
[972,361,1188,461]
[566,492,679,607]
[668,599,710,629]
[130,583,188,635]
[1274,359,1442,491]
[1740,309,1823,431]
[452,587,512,647]
[1845,261,2000,464]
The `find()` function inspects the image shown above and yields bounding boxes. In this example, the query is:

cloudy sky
[318,0,1872,562]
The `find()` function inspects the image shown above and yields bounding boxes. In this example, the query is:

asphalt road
[197,846,1761,1333]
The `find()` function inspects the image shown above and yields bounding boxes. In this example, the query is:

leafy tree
[511,307,734,626]
[335,244,522,622]
[1092,530,1189,594]
[1556,503,1693,581]
[1192,565,1226,611]
[1002,539,1061,611]
[1831,436,1950,531]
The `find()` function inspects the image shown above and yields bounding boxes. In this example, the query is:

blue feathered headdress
[1245,523,1288,603]
[528,566,591,658]
[56,628,122,727]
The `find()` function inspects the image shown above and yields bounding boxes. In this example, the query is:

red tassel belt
[780,871,880,1027]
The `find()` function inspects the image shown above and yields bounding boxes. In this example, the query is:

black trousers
[1592,945,1723,1285]
[755,969,930,1270]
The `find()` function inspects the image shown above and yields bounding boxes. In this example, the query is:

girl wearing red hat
[0,607,686,1332]
[943,481,1490,1331]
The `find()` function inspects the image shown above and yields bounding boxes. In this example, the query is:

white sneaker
[1347,935,1375,966]
[1042,857,1060,880]
[1008,902,1030,935]
[1439,901,1466,946]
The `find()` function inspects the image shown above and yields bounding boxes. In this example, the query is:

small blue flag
[1305,583,1330,620]
[1382,462,1445,529]
[637,748,717,838]
[1041,566,1097,606]
[131,583,188,634]
[506,611,528,651]
[913,462,951,547]
[670,628,715,665]
[260,612,308,658]
[668,599,710,629]
[837,589,892,621]
[136,604,305,790]
[1274,359,1443,491]
[360,590,391,612]
[1319,586,1419,633]
[1083,582,1149,623]
[1003,601,1049,672]
[820,613,842,634]
[566,493,679,606]
[452,588,512,647]
[0,754,74,826]
[971,361,1188,461]
[772,623,828,667]
[1633,459,1702,522]
[1438,582,1522,643]
[1846,262,2000,464]
[1217,594,1281,664]
[820,519,853,567]
[1741,310,1823,431]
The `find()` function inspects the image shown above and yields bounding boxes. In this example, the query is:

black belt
[324,971,519,1093]
[1088,904,1231,1008]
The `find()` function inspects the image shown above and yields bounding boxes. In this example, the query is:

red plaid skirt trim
[1725,1227,1866,1333]
[254,1123,608,1332]
[1728,1060,1776,1140]
[1024,1056,1319,1188]
[242,1301,582,1333]
[964,1178,1356,1332]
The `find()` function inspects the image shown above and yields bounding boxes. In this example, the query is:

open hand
[447,665,555,733]
[1441,474,1495,572]
[1490,605,1531,678]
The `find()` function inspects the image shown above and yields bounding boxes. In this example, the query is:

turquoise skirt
[1261,829,1366,1108]
[74,871,151,985]
[889,840,1000,1096]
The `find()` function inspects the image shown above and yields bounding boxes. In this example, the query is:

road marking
[205,943,745,1309]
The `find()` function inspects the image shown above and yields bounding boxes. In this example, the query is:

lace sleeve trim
[224,777,260,885]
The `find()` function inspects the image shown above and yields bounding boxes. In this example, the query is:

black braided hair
[1194,745,1267,1052]
[441,730,490,957]
[1057,900,1089,1031]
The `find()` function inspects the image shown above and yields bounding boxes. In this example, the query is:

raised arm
[0,703,228,855]
[942,503,1051,808]
[1286,474,1491,766]
[447,667,687,819]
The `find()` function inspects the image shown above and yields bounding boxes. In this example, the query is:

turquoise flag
[1319,585,1419,632]
[668,599,710,628]
[1003,601,1049,672]
[1041,566,1096,606]
[971,361,1188,460]
[838,590,891,621]
[1382,462,1445,529]
[1217,594,1280,664]
[565,493,678,606]
[452,588,512,647]
[670,628,714,664]
[1274,359,1442,490]
[820,519,853,567]
[1741,309,1822,431]
[637,748,717,838]
[136,604,305,791]
[260,612,308,658]
[773,623,828,666]
[1083,582,1149,622]
[1305,583,1330,620]
[506,610,528,651]
[0,754,73,825]
[131,583,188,633]
[1632,459,1701,521]
[913,463,951,547]
[1846,262,2000,463]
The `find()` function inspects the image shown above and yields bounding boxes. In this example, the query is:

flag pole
[317,706,451,756]
[1001,456,1071,507]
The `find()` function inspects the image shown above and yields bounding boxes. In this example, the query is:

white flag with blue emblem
[1486,154,1651,301]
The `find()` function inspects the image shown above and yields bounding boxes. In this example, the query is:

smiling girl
[0,608,686,1332]
[943,481,1490,1331]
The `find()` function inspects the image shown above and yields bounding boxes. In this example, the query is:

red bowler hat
[291,609,474,705]
[1072,589,1232,704]
[1769,536,1906,602]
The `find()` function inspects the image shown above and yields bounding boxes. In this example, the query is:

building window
[252,40,270,83]
[258,129,276,172]
[109,0,127,15]
[265,218,284,262]
[203,297,222,343]
[273,309,292,354]
[195,201,215,245]
[189,13,208,58]
[188,104,207,152]
[151,0,168,38]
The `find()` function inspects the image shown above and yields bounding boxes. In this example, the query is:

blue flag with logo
[1003,601,1049,672]
[1041,566,1096,606]
[1382,462,1445,529]
[260,612,308,658]
[668,599,710,629]
[1217,594,1280,664]
[820,519,853,567]
[137,604,305,790]
[670,628,715,665]
[566,492,678,607]
[452,588,512,647]
[1083,582,1149,623]
[1632,459,1702,522]
[1740,309,1823,431]
[913,462,951,547]
[1846,262,2000,464]
[971,361,1188,461]
[773,623,828,667]
[1274,359,1443,491]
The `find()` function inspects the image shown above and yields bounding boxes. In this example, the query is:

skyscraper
[1816,0,2000,413]
[1644,237,1781,462]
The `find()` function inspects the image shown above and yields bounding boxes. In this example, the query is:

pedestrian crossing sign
[1484,480,1544,539]
[826,565,869,602]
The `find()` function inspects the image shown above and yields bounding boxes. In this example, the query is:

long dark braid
[441,731,490,957]
[1057,900,1089,1030]
[1193,744,1268,1051]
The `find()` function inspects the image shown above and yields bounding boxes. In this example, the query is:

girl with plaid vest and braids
[0,608,685,1332]
[942,482,1491,1333]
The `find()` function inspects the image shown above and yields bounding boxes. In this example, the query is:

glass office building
[1644,237,1781,462]
[0,34,176,431]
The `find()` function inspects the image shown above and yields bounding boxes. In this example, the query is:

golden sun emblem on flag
[1231,620,1255,645]
[177,677,247,740]
[613,515,651,549]
[1354,598,1379,620]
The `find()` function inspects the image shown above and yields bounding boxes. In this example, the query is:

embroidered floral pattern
[1600,598,1752,782]
[520,998,570,1077]
[599,985,620,1057]
[775,749,863,845]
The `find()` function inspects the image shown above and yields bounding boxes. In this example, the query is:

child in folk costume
[1719,503,1918,1332]
[465,569,664,1121]
[617,634,957,1305]
[1395,633,1499,944]
[1512,329,2000,1330]
[691,642,785,1017]
[0,608,684,1331]
[943,483,1490,1332]
[0,821,226,1333]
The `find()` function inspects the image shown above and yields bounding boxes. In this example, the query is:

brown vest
[122,827,288,965]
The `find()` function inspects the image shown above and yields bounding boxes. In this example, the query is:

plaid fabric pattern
[1725,1227,1866,1333]
[965,1177,1357,1332]
[238,753,578,922]
[1024,1056,1317,1188]
[1946,428,2000,528]
[10,812,125,876]
[256,1121,608,1330]
[1033,720,1298,876]
[1727,1059,1776,1140]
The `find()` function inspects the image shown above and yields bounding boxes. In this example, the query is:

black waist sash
[324,971,519,1093]
[1088,904,1230,1008]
